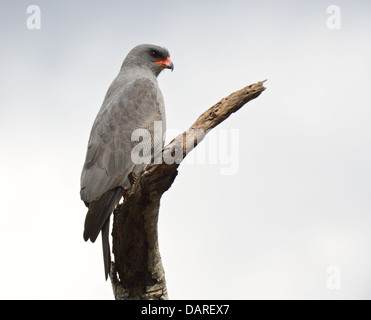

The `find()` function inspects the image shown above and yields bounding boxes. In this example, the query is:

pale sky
[0,0,371,299]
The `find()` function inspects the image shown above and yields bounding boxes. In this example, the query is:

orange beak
[155,57,174,71]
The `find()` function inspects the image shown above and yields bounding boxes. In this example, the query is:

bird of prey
[80,44,173,279]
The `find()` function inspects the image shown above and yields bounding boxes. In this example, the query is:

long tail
[83,187,123,279]
[101,219,111,280]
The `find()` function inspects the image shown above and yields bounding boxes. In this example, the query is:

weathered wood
[110,80,266,300]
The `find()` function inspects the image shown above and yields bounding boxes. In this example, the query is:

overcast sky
[0,0,371,299]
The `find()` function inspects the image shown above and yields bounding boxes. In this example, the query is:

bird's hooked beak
[155,57,174,71]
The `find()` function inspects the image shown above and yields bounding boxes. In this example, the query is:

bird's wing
[80,78,163,204]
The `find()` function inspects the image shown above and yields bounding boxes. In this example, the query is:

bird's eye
[150,51,158,58]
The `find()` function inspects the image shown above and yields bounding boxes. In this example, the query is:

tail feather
[83,187,123,279]
[102,219,111,280]
[83,187,122,242]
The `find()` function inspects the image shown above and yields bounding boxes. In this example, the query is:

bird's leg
[122,172,138,198]
[122,189,128,198]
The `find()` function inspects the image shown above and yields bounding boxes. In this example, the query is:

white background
[0,0,370,299]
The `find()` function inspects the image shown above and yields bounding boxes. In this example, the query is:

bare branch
[110,80,266,300]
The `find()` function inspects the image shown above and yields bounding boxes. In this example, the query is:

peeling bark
[110,80,266,300]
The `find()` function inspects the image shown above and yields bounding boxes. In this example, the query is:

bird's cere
[155,57,174,71]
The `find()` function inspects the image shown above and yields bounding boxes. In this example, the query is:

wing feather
[80,78,165,204]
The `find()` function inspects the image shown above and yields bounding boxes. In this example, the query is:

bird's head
[123,44,174,76]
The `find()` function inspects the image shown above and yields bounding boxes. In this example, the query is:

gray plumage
[80,44,173,279]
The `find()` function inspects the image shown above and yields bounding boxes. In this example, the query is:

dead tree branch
[110,80,266,300]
